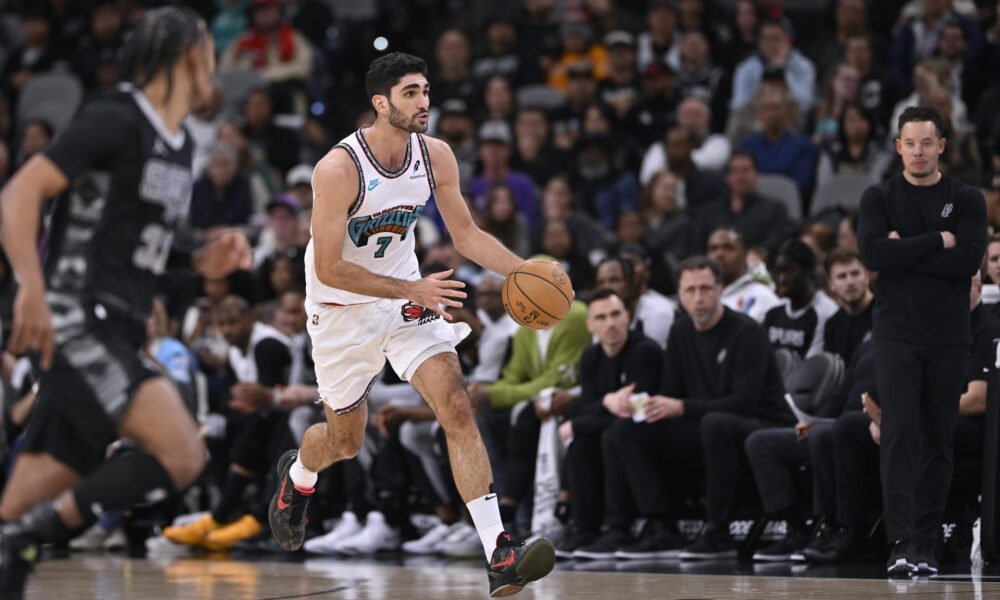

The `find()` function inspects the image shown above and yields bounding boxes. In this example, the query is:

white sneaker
[402,522,453,554]
[69,524,110,551]
[303,512,363,554]
[102,527,127,552]
[439,524,484,559]
[335,512,400,555]
[432,522,477,553]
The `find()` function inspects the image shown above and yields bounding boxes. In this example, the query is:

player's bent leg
[270,402,368,551]
[410,352,554,597]
[117,377,206,489]
[0,453,81,522]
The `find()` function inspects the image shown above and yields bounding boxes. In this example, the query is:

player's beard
[387,99,428,133]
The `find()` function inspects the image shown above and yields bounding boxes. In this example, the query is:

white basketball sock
[289,456,318,490]
[467,492,505,558]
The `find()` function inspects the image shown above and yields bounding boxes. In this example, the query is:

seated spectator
[430,29,477,109]
[571,134,640,230]
[598,31,641,121]
[540,220,594,292]
[708,228,782,323]
[550,61,600,153]
[744,338,875,562]
[720,0,761,69]
[594,256,675,350]
[636,0,681,74]
[480,183,531,259]
[738,86,817,198]
[844,33,901,133]
[581,101,643,177]
[811,62,861,147]
[1,5,62,104]
[890,0,982,94]
[584,256,793,560]
[241,88,302,176]
[212,0,250,54]
[548,21,609,92]
[255,194,302,266]
[806,0,869,78]
[468,274,519,385]
[889,57,970,139]
[641,171,701,266]
[220,0,314,115]
[822,249,874,363]
[619,242,678,317]
[189,143,254,230]
[466,299,590,532]
[530,175,610,259]
[700,151,791,249]
[937,21,986,115]
[468,120,538,226]
[218,117,278,205]
[284,164,313,210]
[478,74,515,124]
[627,58,679,149]
[674,31,731,134]
[472,16,521,85]
[762,239,839,359]
[72,1,124,90]
[640,96,731,185]
[555,289,664,556]
[661,126,726,214]
[14,119,53,170]
[164,295,292,551]
[731,18,817,115]
[511,107,569,188]
[434,99,477,186]
[816,103,892,188]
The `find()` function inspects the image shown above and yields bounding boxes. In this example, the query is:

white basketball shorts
[305,297,471,415]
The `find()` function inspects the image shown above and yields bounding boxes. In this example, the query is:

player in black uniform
[0,7,250,595]
[858,106,987,576]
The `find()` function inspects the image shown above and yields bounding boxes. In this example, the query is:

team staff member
[857,105,987,576]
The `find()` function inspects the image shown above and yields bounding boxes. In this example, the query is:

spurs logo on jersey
[306,128,437,306]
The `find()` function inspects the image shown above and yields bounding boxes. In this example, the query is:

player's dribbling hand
[10,283,54,370]
[407,269,466,320]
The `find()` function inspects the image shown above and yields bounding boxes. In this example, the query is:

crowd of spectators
[1,0,999,569]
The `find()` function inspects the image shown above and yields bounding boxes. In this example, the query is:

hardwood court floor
[21,555,1000,600]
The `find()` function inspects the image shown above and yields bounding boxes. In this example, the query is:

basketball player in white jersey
[268,53,554,596]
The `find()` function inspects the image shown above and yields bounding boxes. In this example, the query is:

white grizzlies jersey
[306,128,435,305]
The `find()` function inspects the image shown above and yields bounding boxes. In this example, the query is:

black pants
[876,339,967,545]
[744,422,833,516]
[607,412,767,527]
[831,411,880,529]
[503,403,541,503]
[565,429,606,532]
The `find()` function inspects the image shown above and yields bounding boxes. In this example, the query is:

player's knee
[436,390,475,431]
[166,438,207,490]
[329,427,365,461]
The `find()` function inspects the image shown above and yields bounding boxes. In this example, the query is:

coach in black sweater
[857,106,987,576]
[589,256,793,561]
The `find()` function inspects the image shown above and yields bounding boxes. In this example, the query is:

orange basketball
[501,259,574,330]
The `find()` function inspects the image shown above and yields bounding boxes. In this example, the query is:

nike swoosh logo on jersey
[368,178,381,191]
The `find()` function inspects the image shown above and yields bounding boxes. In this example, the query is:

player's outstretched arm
[312,147,466,319]
[0,155,70,369]
[425,137,523,277]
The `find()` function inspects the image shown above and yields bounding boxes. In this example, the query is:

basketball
[501,259,574,330]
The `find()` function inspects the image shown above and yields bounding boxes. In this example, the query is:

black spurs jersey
[43,85,193,342]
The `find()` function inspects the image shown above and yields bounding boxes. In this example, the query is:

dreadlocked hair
[119,6,207,97]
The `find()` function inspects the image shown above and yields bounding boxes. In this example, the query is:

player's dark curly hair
[119,6,208,97]
[366,52,428,100]
[897,105,945,138]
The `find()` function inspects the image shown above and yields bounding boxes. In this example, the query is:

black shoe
[268,449,314,551]
[679,524,738,561]
[572,528,632,560]
[886,539,917,578]
[615,521,685,560]
[487,532,555,597]
[0,525,39,600]
[554,529,597,559]
[913,542,939,575]
[752,530,811,562]
[804,525,871,563]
